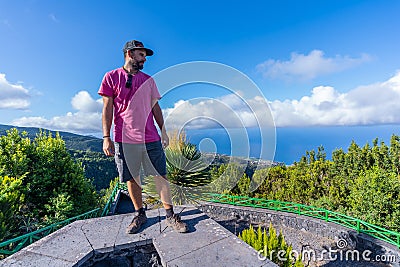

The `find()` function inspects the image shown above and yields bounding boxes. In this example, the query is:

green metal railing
[101,182,125,216]
[0,208,101,256]
[101,183,400,248]
[0,182,126,257]
[203,193,400,248]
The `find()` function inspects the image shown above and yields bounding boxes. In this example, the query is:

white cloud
[13,113,102,133]
[256,50,371,81]
[163,71,400,129]
[13,90,102,134]
[11,71,400,134]
[71,91,103,112]
[270,71,400,126]
[163,95,269,130]
[0,73,31,109]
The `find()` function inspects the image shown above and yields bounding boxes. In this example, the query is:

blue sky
[1,0,400,137]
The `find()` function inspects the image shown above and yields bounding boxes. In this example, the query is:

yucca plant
[143,130,211,205]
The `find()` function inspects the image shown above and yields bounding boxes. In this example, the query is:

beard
[131,60,144,70]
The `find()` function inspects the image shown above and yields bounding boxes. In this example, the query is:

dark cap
[123,40,154,56]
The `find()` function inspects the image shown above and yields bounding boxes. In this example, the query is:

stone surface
[5,201,397,267]
[0,249,72,267]
[24,220,93,265]
[81,214,125,254]
[1,206,275,267]
[152,207,273,266]
[198,202,400,267]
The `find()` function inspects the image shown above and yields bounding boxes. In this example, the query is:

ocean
[185,124,400,165]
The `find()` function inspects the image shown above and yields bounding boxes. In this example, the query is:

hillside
[0,125,277,190]
[0,124,103,152]
[0,124,116,190]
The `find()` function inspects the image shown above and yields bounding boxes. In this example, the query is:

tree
[390,135,400,175]
[27,130,98,221]
[235,173,251,196]
[253,166,287,200]
[209,163,245,194]
[0,129,98,235]
[239,135,400,232]
[70,149,118,190]
[347,166,400,231]
[0,129,31,178]
[0,175,24,241]
[316,145,326,161]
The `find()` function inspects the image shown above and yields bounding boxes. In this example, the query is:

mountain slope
[0,124,117,190]
[0,124,103,152]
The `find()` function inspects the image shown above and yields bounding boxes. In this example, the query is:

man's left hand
[162,132,169,148]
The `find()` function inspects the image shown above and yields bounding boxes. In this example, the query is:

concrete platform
[1,206,277,267]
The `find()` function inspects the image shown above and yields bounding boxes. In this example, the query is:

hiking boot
[165,214,188,233]
[126,213,147,234]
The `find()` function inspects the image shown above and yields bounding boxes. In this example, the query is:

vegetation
[70,149,117,190]
[0,129,98,241]
[239,223,303,267]
[0,124,116,191]
[1,124,399,259]
[98,177,120,211]
[0,175,25,241]
[0,124,103,152]
[235,135,400,232]
[209,162,249,194]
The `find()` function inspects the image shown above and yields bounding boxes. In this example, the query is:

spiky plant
[143,131,211,205]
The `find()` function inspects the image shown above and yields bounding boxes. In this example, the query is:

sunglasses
[125,74,133,88]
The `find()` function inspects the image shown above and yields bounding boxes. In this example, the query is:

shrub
[239,223,303,267]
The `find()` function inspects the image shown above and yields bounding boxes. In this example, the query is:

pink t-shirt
[98,68,161,144]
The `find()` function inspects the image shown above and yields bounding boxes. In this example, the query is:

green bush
[209,163,246,194]
[238,135,400,232]
[0,128,98,237]
[239,223,303,267]
[0,175,24,241]
[347,166,400,230]
[98,177,119,211]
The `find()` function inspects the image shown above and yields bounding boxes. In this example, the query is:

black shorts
[114,141,167,183]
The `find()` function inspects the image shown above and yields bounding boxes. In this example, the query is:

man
[98,40,188,234]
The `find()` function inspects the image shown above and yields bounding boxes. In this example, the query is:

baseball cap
[123,40,154,56]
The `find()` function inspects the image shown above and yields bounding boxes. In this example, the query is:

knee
[127,177,141,185]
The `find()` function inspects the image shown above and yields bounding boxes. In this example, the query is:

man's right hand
[103,137,115,156]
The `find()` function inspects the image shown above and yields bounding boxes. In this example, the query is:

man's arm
[152,101,169,148]
[102,95,115,156]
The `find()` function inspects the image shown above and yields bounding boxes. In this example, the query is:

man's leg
[125,177,147,234]
[145,141,188,233]
[143,141,187,233]
[153,175,187,233]
[115,142,147,234]
[126,176,147,234]
[127,176,144,210]
[153,175,172,209]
